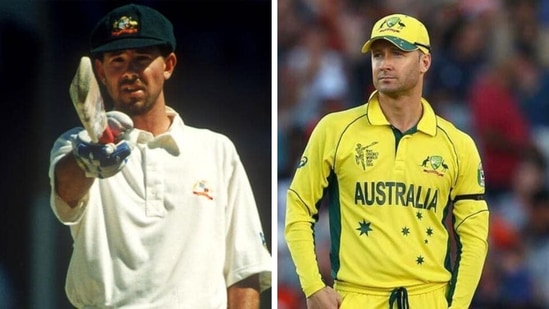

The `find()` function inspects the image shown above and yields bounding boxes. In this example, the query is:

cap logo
[111,16,139,37]
[379,16,405,33]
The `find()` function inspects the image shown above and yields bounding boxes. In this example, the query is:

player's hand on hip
[72,111,134,179]
[307,286,342,309]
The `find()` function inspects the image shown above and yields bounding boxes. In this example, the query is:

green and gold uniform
[285,92,489,308]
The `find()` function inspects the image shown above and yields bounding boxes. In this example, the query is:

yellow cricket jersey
[285,93,489,308]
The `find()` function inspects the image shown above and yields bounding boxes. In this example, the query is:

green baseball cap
[90,4,176,55]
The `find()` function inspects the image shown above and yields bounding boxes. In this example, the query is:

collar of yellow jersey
[366,91,437,136]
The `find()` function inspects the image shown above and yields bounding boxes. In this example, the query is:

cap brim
[91,37,171,54]
[361,36,418,54]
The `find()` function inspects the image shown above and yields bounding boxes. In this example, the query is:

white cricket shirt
[49,107,271,308]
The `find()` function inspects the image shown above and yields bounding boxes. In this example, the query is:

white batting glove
[72,111,134,178]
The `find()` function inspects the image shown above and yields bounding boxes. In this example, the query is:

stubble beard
[116,96,155,117]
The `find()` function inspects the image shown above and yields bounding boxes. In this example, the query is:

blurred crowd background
[278,0,549,308]
[0,1,271,308]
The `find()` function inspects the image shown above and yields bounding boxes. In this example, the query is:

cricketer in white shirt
[49,107,272,308]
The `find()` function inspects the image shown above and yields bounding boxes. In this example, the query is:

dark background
[0,0,272,308]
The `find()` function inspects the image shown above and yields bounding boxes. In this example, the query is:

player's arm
[54,152,94,208]
[54,112,133,206]
[50,115,134,226]
[285,117,335,298]
[447,136,489,309]
[222,136,272,304]
[227,274,260,309]
[448,205,488,309]
[285,191,325,296]
[49,127,93,223]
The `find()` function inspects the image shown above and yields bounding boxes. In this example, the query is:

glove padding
[73,111,134,178]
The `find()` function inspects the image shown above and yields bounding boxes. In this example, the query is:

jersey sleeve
[448,135,489,308]
[49,127,91,224]
[285,116,335,297]
[223,138,272,292]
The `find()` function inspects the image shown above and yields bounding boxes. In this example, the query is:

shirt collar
[366,91,437,136]
[130,106,183,155]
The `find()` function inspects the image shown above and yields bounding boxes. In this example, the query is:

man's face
[96,47,175,116]
[370,40,429,97]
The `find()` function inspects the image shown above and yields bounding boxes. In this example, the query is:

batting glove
[72,111,134,178]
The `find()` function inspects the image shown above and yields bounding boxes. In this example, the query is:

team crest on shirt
[355,142,379,171]
[420,155,448,177]
[192,180,214,200]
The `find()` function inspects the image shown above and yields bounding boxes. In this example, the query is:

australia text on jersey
[354,181,438,211]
